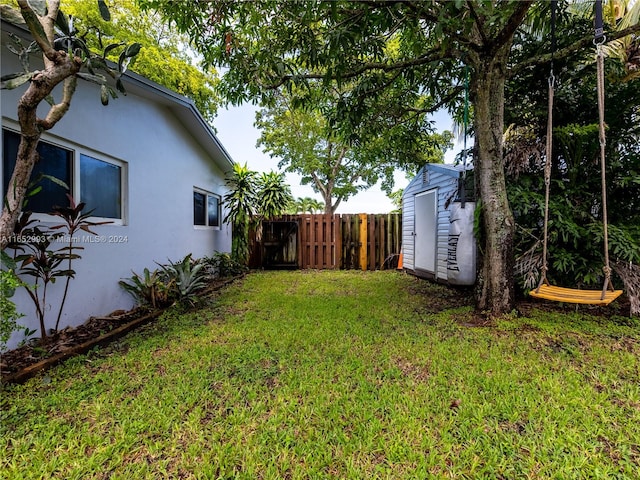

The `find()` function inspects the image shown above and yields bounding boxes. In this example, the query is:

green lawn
[2,270,640,479]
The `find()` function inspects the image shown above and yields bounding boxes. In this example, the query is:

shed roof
[404,162,472,192]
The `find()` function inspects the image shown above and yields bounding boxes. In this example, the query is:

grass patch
[2,270,640,478]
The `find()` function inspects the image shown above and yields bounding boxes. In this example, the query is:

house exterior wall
[1,47,232,349]
[401,164,461,282]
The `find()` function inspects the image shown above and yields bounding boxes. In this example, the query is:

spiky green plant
[119,268,174,309]
[159,254,208,305]
[223,163,259,265]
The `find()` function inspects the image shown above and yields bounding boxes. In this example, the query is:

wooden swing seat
[529,284,623,305]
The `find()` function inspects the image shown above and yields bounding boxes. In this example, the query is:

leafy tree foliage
[255,86,451,213]
[223,163,258,264]
[141,0,640,314]
[505,9,640,291]
[288,197,325,214]
[60,0,220,124]
[223,164,292,264]
[256,171,293,220]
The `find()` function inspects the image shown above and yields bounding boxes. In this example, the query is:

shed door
[414,190,437,273]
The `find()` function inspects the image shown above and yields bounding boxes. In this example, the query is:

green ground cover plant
[2,270,639,479]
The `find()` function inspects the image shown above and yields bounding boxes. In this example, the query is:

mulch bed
[0,308,162,384]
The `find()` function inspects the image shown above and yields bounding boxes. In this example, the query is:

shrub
[119,268,174,309]
[203,251,248,279]
[0,252,25,351]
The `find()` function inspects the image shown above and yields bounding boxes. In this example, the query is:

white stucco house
[1,20,233,349]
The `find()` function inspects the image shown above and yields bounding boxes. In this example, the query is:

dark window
[193,191,206,225]
[207,194,220,227]
[2,129,72,213]
[80,154,122,219]
[194,190,220,227]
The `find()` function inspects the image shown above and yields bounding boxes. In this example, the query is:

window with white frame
[193,189,221,228]
[2,128,126,222]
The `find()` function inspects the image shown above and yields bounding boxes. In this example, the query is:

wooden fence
[254,214,402,271]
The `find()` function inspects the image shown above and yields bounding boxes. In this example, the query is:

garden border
[1,310,163,385]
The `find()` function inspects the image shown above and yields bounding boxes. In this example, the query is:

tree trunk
[472,47,516,316]
[0,52,81,250]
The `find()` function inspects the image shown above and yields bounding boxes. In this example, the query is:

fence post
[359,213,367,271]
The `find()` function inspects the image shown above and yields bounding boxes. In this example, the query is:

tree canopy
[255,85,452,213]
[59,0,220,124]
[140,0,640,315]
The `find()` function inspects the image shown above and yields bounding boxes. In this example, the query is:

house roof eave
[120,70,235,172]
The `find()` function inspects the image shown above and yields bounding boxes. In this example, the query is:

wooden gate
[259,214,401,270]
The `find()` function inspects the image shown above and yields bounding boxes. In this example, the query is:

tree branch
[509,23,640,77]
[16,0,56,62]
[39,76,78,130]
[467,0,489,46]
[492,0,534,53]
[398,1,439,24]
[266,45,454,90]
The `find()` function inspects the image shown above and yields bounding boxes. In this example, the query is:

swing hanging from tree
[529,0,623,306]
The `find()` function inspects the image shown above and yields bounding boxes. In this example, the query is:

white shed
[401,163,476,285]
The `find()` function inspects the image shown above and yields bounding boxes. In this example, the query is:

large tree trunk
[471,46,516,316]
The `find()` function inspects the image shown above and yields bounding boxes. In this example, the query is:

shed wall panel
[401,164,462,280]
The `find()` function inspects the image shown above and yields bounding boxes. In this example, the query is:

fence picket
[258,213,401,270]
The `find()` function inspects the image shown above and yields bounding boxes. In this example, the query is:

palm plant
[290,196,324,214]
[257,172,293,219]
[223,163,259,265]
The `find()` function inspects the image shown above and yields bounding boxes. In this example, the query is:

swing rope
[531,0,622,305]
[536,0,557,291]
[460,62,470,208]
[596,39,614,298]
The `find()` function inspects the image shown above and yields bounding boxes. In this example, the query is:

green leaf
[6,44,20,56]
[55,9,70,35]
[0,72,33,90]
[102,42,125,59]
[76,72,107,85]
[26,0,47,17]
[124,42,141,58]
[0,5,26,26]
[39,174,70,191]
[26,186,42,197]
[98,0,111,21]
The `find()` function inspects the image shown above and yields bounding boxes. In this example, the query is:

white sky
[212,104,461,214]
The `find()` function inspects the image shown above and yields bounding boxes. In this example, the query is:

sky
[212,104,461,214]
